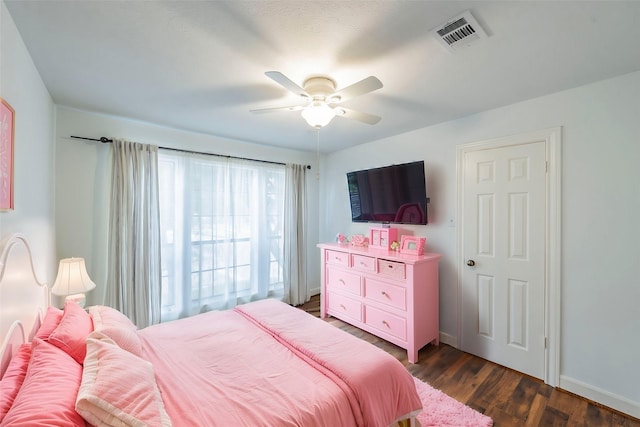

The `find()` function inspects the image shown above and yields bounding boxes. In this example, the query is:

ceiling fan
[251,71,383,128]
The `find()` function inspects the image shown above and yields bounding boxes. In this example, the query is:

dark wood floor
[297,295,639,427]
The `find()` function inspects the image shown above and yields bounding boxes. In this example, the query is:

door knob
[466,259,476,267]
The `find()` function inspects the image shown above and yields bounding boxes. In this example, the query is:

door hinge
[545,161,548,172]
[544,337,548,349]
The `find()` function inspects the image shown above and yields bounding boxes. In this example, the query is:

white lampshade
[301,101,336,128]
[51,258,96,306]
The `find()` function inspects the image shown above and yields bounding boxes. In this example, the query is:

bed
[0,233,422,426]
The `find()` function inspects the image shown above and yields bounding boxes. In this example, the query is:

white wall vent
[431,10,488,52]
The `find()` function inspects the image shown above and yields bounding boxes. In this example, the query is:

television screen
[347,161,428,225]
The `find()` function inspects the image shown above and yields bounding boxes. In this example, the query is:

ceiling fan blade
[250,105,305,114]
[331,76,383,103]
[265,71,309,98]
[336,107,381,125]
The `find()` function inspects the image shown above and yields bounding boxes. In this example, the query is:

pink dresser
[318,243,441,363]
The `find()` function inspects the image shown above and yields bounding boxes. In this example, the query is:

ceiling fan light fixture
[256,71,383,127]
[301,101,336,128]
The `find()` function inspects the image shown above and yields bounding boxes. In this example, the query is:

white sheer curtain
[283,164,309,306]
[158,151,287,321]
[106,139,162,328]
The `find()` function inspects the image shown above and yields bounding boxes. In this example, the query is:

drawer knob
[339,279,346,285]
[340,304,346,310]
[382,320,390,328]
[381,291,389,298]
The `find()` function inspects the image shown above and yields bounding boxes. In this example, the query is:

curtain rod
[70,136,311,169]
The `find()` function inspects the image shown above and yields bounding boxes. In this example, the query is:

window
[158,151,285,321]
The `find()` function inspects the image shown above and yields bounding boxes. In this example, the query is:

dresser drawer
[365,305,406,341]
[365,278,406,311]
[326,267,362,296]
[351,254,376,273]
[327,292,362,322]
[377,259,406,280]
[326,250,349,267]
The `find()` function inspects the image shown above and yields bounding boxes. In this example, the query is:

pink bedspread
[139,299,421,427]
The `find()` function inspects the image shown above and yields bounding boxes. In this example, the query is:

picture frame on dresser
[399,236,426,256]
[369,227,398,250]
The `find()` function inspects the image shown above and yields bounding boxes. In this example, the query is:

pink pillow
[47,301,93,364]
[0,344,32,422]
[89,306,142,357]
[34,306,63,339]
[0,339,85,426]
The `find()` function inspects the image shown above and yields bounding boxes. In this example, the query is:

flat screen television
[347,161,428,225]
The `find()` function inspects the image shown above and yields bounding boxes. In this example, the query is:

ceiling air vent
[431,10,488,52]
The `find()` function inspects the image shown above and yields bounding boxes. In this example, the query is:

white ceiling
[5,0,640,153]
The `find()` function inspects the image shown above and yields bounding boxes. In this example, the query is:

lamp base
[65,293,86,308]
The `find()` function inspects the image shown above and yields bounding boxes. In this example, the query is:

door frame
[455,127,562,386]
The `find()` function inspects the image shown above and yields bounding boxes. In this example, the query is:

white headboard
[0,233,49,376]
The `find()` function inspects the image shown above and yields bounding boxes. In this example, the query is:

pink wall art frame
[0,98,14,211]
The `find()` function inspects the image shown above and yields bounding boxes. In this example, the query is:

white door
[461,140,546,379]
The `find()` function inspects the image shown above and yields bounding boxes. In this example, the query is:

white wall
[54,107,320,306]
[319,71,640,417]
[0,2,56,284]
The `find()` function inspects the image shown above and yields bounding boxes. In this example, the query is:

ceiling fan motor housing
[303,77,336,100]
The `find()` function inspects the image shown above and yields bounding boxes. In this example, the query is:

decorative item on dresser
[399,235,426,256]
[318,243,441,363]
[369,227,398,250]
[349,234,369,247]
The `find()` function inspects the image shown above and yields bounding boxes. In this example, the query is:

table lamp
[51,257,96,307]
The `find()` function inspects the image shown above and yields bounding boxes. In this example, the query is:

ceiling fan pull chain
[316,129,320,180]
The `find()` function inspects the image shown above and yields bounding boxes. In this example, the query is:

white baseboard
[439,332,458,348]
[559,375,640,419]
